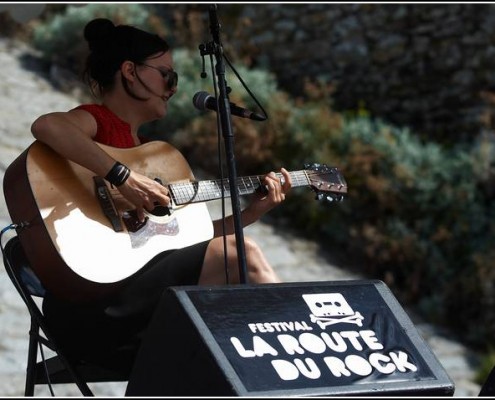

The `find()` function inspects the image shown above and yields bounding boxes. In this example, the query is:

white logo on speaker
[302,293,364,328]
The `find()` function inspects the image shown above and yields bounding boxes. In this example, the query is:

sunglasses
[140,63,178,89]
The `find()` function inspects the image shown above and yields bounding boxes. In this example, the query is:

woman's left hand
[247,167,292,217]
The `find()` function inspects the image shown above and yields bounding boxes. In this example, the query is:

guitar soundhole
[150,204,170,217]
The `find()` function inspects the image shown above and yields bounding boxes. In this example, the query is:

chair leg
[479,365,495,396]
[24,318,39,396]
[70,370,94,396]
[25,318,94,396]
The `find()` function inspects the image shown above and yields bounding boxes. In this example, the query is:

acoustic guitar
[3,140,347,302]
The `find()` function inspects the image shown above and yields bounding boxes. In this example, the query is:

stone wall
[172,3,495,143]
[240,4,495,142]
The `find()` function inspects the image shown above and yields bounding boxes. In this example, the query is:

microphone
[192,91,266,121]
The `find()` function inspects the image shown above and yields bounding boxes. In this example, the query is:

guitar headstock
[304,163,347,203]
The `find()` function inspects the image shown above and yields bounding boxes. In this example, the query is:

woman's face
[135,51,178,120]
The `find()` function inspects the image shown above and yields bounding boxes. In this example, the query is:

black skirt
[42,240,210,374]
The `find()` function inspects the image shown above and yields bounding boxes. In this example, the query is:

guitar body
[4,140,214,303]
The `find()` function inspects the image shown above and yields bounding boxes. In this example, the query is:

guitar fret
[281,171,310,188]
[201,180,223,200]
[239,177,247,195]
[252,176,262,191]
[238,176,256,195]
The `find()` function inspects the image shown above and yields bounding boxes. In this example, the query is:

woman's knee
[242,236,264,259]
[204,235,279,284]
[243,236,280,283]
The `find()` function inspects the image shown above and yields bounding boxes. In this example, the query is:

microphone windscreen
[192,91,211,110]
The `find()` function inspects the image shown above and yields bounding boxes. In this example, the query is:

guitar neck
[169,171,309,206]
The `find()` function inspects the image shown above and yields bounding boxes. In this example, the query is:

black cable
[1,224,31,307]
[223,52,269,120]
[207,52,231,285]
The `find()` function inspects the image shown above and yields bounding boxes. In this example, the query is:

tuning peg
[305,162,322,171]
[315,192,346,203]
[315,192,325,201]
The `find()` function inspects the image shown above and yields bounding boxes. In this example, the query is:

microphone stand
[202,4,249,284]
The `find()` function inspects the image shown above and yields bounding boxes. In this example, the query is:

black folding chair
[1,234,128,396]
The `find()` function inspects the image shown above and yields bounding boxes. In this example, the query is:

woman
[31,18,292,373]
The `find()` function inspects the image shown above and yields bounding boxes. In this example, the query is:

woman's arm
[32,109,116,177]
[212,168,292,237]
[31,110,170,222]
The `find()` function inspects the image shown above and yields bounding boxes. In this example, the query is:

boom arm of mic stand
[208,4,249,285]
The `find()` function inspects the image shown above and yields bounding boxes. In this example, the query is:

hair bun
[84,18,115,50]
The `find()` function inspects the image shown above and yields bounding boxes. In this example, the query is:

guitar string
[170,171,312,203]
[106,170,342,205]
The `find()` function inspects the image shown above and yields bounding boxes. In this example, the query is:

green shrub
[273,113,495,349]
[31,4,163,74]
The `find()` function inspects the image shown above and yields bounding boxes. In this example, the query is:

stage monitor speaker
[125,280,455,397]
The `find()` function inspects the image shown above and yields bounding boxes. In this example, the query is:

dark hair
[83,18,170,98]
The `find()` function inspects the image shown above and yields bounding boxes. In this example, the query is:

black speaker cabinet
[125,280,455,396]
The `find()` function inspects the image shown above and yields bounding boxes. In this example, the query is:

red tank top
[75,104,136,148]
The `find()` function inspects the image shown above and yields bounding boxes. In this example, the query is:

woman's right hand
[117,170,170,222]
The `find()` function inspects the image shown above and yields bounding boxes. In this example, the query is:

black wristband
[105,161,131,187]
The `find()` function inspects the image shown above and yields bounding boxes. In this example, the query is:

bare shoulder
[31,108,98,139]
[66,108,98,133]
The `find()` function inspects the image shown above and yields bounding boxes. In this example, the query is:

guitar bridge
[93,176,123,232]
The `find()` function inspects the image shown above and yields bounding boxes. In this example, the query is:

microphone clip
[198,42,217,79]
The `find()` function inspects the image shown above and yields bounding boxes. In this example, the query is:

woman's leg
[198,235,280,285]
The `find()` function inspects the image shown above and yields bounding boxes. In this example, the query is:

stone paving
[0,37,484,396]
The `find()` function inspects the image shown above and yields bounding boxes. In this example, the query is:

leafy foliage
[31,4,165,75]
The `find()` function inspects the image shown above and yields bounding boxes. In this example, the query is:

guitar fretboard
[169,171,310,205]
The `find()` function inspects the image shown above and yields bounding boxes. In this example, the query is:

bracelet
[105,161,131,187]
